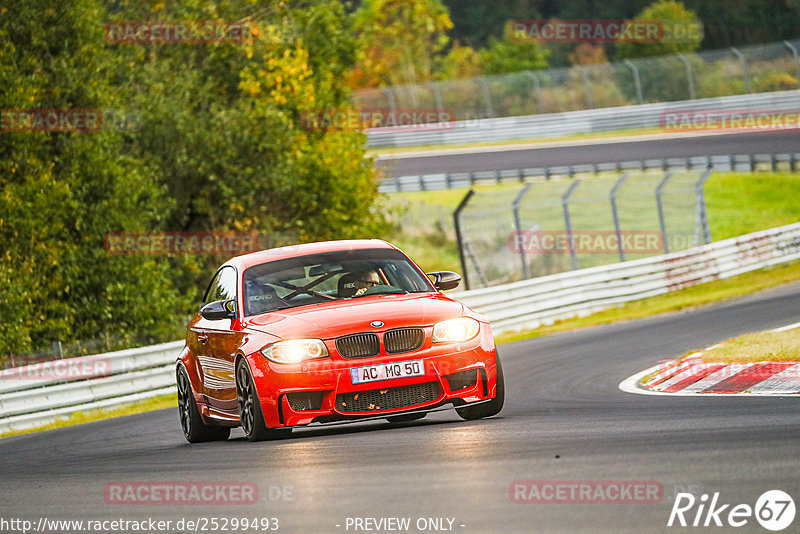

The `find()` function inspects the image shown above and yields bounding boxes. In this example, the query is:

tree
[614,0,702,59]
[0,0,189,357]
[350,0,453,88]
[480,38,549,75]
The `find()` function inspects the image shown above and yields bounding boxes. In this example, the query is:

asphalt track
[2,283,800,533]
[377,130,800,177]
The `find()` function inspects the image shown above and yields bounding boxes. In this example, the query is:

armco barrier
[366,90,800,148]
[453,222,800,332]
[2,223,800,434]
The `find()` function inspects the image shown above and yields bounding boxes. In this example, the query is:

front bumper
[246,324,497,428]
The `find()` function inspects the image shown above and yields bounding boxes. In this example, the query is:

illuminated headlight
[261,339,329,364]
[432,317,480,343]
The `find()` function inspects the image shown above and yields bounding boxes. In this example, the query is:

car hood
[243,293,465,340]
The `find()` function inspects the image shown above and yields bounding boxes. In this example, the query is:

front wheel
[177,366,230,443]
[456,351,505,421]
[236,359,291,442]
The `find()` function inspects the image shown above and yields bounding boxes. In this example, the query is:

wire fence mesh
[455,170,712,288]
[355,40,800,120]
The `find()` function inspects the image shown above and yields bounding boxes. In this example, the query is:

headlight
[432,317,480,343]
[260,339,329,364]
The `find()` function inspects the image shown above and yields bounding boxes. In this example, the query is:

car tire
[456,351,505,421]
[236,359,291,442]
[386,413,427,423]
[177,366,231,443]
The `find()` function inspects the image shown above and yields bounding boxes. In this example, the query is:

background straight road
[376,130,800,177]
[1,283,799,533]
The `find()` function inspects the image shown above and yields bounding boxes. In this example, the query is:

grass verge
[693,327,800,364]
[494,259,800,345]
[0,392,177,439]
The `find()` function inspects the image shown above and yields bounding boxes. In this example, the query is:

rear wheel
[456,351,505,421]
[177,367,230,443]
[236,359,291,442]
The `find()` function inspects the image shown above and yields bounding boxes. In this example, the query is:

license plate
[351,359,424,384]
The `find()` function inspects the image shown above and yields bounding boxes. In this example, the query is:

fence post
[676,53,696,99]
[453,189,476,290]
[477,77,495,118]
[610,173,628,262]
[623,60,644,104]
[655,172,673,254]
[783,41,800,87]
[730,48,751,93]
[695,170,713,246]
[524,71,544,114]
[427,82,444,112]
[575,66,594,109]
[463,241,489,288]
[562,180,582,270]
[382,87,398,110]
[512,183,533,279]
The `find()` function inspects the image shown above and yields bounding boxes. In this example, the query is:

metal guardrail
[2,222,799,433]
[366,90,800,148]
[379,151,800,193]
[453,222,800,333]
[0,341,182,433]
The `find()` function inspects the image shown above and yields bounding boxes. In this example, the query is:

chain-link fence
[355,40,800,119]
[454,170,712,289]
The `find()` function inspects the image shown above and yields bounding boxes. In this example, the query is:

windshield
[242,248,435,316]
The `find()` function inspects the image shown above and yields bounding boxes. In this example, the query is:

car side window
[203,266,237,305]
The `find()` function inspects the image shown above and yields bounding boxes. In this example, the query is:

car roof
[225,239,400,271]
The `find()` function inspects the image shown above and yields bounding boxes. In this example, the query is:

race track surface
[2,283,800,533]
[377,131,800,177]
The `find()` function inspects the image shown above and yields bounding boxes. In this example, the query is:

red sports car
[176,239,504,442]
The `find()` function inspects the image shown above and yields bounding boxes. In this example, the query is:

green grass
[0,393,177,438]
[705,172,800,240]
[693,327,800,364]
[494,259,800,345]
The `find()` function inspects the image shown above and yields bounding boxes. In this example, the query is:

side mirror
[200,299,236,320]
[426,271,461,291]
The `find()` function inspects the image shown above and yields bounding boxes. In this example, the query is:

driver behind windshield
[338,270,381,297]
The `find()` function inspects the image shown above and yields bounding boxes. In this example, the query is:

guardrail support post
[695,170,713,246]
[512,183,534,279]
[610,173,628,262]
[655,172,673,254]
[730,48,751,93]
[623,60,644,105]
[783,41,800,87]
[676,53,696,100]
[524,71,545,114]
[562,180,582,270]
[453,189,476,290]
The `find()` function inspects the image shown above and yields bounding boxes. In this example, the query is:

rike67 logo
[668,490,795,531]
